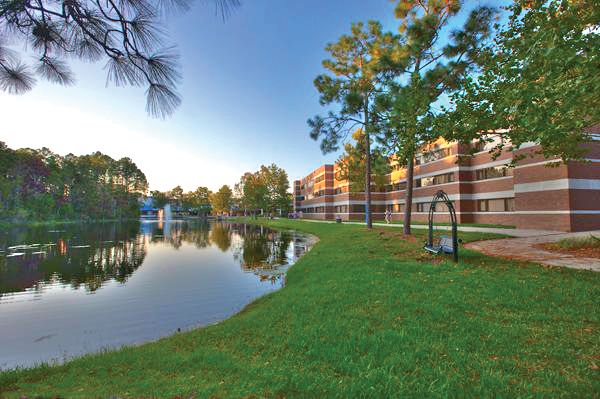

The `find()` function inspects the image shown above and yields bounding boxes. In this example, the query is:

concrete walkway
[297,218,560,237]
[465,231,600,272]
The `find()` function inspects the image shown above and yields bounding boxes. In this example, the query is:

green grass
[1,219,598,398]
[549,235,600,250]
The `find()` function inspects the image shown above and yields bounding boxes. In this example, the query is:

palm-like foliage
[0,0,240,118]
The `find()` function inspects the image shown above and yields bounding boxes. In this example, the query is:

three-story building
[294,137,600,231]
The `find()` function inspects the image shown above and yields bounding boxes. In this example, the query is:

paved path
[297,219,560,237]
[465,231,600,272]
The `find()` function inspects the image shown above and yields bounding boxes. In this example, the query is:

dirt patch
[536,243,600,259]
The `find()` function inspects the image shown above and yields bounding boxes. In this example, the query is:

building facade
[294,138,600,232]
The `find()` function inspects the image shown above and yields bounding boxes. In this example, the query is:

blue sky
[0,0,501,192]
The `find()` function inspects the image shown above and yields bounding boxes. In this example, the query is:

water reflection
[0,223,145,295]
[0,221,312,296]
[0,221,315,369]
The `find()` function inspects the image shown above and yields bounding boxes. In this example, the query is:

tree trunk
[364,102,372,229]
[403,57,422,236]
[403,154,414,235]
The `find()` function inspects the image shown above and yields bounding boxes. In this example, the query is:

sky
[0,0,499,192]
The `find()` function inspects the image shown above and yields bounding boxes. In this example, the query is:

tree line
[309,0,599,233]
[147,163,292,217]
[149,185,231,215]
[0,142,148,222]
[0,140,295,222]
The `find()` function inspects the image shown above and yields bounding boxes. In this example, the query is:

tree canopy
[443,0,600,162]
[210,185,233,214]
[234,164,291,216]
[0,141,147,221]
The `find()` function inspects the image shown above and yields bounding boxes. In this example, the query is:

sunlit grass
[1,219,598,398]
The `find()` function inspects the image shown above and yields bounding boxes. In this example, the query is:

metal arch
[426,190,459,262]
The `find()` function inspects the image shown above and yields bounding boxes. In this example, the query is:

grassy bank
[1,219,598,397]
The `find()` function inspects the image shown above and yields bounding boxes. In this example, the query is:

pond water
[0,220,315,370]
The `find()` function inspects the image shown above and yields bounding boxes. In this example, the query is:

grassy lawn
[1,219,598,398]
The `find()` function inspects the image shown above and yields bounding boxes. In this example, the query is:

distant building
[140,197,159,218]
[294,137,600,232]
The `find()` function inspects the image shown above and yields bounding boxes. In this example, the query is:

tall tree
[169,185,184,207]
[234,164,290,217]
[0,0,240,117]
[235,172,268,217]
[183,186,211,213]
[443,0,600,162]
[260,164,291,214]
[308,21,396,229]
[210,185,233,214]
[376,0,495,234]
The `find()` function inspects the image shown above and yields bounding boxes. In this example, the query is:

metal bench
[424,235,455,255]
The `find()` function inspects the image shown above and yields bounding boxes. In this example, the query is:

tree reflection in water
[229,224,294,283]
[0,222,146,295]
[0,221,311,296]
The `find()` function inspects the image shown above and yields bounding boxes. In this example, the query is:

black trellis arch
[424,190,459,262]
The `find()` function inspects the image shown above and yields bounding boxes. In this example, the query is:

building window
[386,204,404,213]
[334,187,346,195]
[417,202,453,212]
[505,198,515,212]
[394,182,407,191]
[473,137,503,153]
[477,198,515,212]
[351,204,365,213]
[385,182,407,192]
[475,165,513,180]
[416,202,428,212]
[315,206,326,213]
[313,190,325,198]
[314,175,325,183]
[334,205,348,213]
[416,173,454,188]
[415,146,452,165]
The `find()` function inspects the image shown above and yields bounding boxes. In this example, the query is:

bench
[424,235,455,254]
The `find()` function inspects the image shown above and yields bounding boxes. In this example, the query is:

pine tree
[376,1,495,234]
[308,21,396,229]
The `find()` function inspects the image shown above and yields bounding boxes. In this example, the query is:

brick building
[293,138,600,232]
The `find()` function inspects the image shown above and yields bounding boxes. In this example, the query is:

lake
[0,220,315,370]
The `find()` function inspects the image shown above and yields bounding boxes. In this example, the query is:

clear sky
[0,0,497,192]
